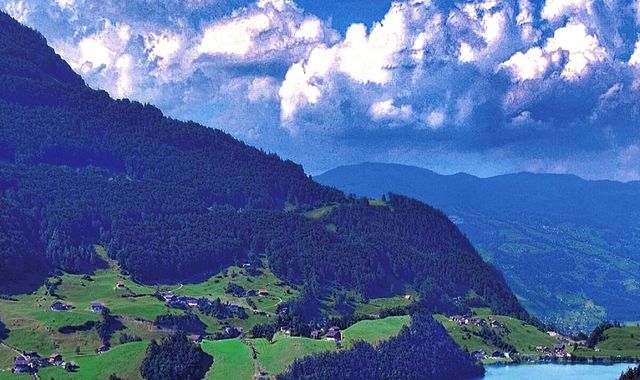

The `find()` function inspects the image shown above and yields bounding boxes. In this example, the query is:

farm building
[50,301,68,311]
[48,353,63,365]
[326,327,341,341]
[91,302,105,313]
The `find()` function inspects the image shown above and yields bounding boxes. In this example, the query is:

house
[50,301,67,311]
[49,353,63,366]
[534,345,545,352]
[258,288,269,296]
[14,355,30,373]
[280,327,292,335]
[242,263,251,268]
[162,293,174,303]
[186,298,199,307]
[326,327,341,342]
[96,345,110,354]
[404,294,412,300]
[190,335,203,344]
[490,351,504,359]
[311,330,321,339]
[64,361,79,371]
[91,302,105,313]
[116,280,125,288]
[471,350,485,361]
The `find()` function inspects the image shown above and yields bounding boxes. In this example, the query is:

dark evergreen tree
[140,334,212,380]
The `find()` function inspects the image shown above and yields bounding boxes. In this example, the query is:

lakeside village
[10,276,348,375]
[447,315,580,362]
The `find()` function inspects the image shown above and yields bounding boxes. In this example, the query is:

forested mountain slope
[317,163,640,331]
[0,11,528,328]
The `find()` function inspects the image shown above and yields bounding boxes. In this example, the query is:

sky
[2,0,640,181]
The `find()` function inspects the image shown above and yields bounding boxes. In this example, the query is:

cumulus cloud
[3,0,640,180]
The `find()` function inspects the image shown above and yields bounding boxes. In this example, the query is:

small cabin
[326,327,341,341]
[116,280,125,288]
[258,288,269,296]
[91,303,105,313]
[50,301,67,311]
[49,353,63,365]
[186,298,199,307]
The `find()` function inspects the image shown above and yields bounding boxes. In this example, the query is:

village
[447,314,581,362]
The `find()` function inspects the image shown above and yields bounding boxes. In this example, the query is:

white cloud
[423,109,446,129]
[4,1,28,23]
[517,0,540,44]
[370,99,413,122]
[541,0,590,21]
[546,21,606,80]
[196,0,334,63]
[501,47,550,81]
[630,40,640,66]
[502,21,606,81]
[145,31,181,67]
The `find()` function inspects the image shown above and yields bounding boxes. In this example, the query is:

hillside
[317,163,640,331]
[0,11,533,379]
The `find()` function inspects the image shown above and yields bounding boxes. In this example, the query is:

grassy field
[252,334,335,375]
[573,326,640,358]
[36,341,148,380]
[201,315,409,379]
[342,315,410,348]
[435,308,558,357]
[202,339,255,380]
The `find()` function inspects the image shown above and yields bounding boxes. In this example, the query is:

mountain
[0,9,530,328]
[317,163,640,331]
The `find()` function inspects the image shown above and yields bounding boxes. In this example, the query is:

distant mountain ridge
[317,163,640,331]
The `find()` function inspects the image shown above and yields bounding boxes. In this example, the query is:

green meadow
[201,315,409,379]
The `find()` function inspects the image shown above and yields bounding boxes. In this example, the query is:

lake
[481,363,637,379]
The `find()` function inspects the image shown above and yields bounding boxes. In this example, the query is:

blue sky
[2,0,640,181]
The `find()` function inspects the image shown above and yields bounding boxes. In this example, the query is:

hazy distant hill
[317,163,640,331]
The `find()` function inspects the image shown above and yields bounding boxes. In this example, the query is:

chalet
[280,327,292,335]
[554,343,566,355]
[326,327,341,342]
[50,301,68,311]
[96,345,110,354]
[310,330,321,339]
[64,361,79,371]
[186,298,199,307]
[162,293,174,303]
[258,288,269,296]
[91,302,105,313]
[49,353,63,366]
[116,280,125,288]
[14,355,30,373]
[490,351,504,359]
[190,335,203,344]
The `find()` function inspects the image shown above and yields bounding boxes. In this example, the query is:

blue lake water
[481,363,637,380]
